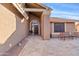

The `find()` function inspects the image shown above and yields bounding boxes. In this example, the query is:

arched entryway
[29,19,40,35]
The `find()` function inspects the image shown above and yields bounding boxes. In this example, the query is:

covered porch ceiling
[24,3,51,18]
[28,12,42,18]
[12,3,52,20]
[25,3,46,9]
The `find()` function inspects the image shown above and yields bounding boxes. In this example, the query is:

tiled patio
[1,35,79,56]
[19,36,79,56]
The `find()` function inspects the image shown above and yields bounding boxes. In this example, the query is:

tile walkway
[1,35,79,56]
[19,36,79,56]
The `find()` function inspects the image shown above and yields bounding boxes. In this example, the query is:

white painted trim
[38,3,52,10]
[30,19,40,35]
[24,8,45,12]
[12,3,29,20]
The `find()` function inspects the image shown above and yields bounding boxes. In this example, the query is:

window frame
[54,22,65,33]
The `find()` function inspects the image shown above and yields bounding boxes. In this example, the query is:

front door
[31,19,39,35]
[34,25,38,35]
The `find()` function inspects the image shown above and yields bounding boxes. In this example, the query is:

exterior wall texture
[75,23,79,32]
[41,12,50,40]
[0,4,16,44]
[50,17,76,35]
[0,4,29,52]
[65,22,75,32]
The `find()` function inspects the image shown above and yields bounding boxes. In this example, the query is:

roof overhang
[24,8,45,12]
[37,3,52,11]
[12,3,29,20]
[25,3,52,18]
[12,3,52,19]
[50,17,79,23]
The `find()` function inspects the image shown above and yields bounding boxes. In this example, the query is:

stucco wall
[0,4,29,52]
[41,13,50,40]
[50,23,54,34]
[51,22,75,35]
[0,4,16,45]
[65,22,75,32]
[76,23,79,32]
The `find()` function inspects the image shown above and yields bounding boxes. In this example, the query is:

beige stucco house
[0,3,52,52]
[50,17,78,36]
[0,3,78,52]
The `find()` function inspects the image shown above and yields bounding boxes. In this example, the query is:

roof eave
[37,3,53,11]
[12,3,29,20]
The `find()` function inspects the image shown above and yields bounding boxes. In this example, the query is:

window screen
[54,23,65,32]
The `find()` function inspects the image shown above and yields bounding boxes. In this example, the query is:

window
[54,23,65,32]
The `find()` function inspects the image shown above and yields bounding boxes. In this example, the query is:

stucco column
[41,10,50,40]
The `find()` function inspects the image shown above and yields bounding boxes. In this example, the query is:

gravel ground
[19,36,79,56]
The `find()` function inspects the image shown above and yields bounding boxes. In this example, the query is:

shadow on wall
[1,3,23,19]
[0,16,28,52]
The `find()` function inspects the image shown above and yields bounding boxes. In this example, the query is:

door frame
[30,19,40,35]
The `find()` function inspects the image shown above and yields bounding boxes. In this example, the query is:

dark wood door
[34,25,38,35]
